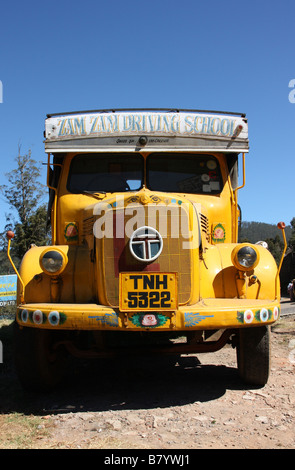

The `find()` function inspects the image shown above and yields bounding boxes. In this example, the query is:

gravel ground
[0,315,294,450]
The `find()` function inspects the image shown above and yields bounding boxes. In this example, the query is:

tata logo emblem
[129,226,163,262]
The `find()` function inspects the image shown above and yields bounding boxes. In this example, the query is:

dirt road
[0,314,294,449]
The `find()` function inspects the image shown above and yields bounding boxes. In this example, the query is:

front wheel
[14,322,67,392]
[236,325,270,386]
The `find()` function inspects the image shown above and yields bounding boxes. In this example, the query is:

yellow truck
[7,109,286,391]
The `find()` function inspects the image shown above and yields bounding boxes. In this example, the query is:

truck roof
[44,108,249,153]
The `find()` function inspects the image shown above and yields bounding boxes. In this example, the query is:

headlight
[39,249,68,275]
[231,245,259,271]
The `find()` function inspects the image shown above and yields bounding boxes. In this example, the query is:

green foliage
[239,221,292,244]
[0,250,18,275]
[264,235,285,266]
[0,147,50,266]
[289,217,295,250]
[12,205,49,260]
[1,147,45,224]
[239,221,292,266]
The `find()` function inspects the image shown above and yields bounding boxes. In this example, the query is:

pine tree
[0,146,50,264]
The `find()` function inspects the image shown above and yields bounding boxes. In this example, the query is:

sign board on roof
[0,274,17,306]
[45,110,249,153]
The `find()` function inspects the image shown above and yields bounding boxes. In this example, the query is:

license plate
[119,272,178,311]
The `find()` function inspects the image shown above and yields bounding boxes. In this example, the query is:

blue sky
[0,0,294,232]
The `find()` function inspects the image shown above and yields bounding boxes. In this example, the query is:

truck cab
[9,109,283,391]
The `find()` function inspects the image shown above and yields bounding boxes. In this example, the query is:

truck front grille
[100,203,193,307]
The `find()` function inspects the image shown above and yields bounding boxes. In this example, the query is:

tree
[12,205,49,260]
[265,235,285,266]
[289,217,295,250]
[0,146,50,264]
[1,146,44,224]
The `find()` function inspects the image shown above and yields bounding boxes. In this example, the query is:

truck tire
[236,325,270,386]
[13,321,66,392]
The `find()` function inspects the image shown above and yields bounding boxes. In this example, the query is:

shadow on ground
[0,322,251,416]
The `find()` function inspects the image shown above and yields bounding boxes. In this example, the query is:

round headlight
[40,249,67,275]
[232,245,259,271]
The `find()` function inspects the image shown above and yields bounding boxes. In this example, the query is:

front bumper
[16,298,280,331]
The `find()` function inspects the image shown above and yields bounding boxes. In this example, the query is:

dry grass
[0,413,50,449]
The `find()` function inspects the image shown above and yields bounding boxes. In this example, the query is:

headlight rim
[39,248,68,276]
[231,244,259,272]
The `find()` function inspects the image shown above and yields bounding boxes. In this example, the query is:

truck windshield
[146,153,223,194]
[67,153,144,192]
[67,152,223,195]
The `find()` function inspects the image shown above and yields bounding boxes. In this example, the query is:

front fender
[19,245,94,304]
[200,243,279,300]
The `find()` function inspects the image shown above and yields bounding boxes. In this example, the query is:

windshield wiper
[81,190,106,200]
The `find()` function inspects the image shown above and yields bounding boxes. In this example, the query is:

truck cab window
[146,153,223,194]
[67,153,144,193]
